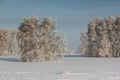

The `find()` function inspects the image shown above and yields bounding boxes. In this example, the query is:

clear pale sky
[0,0,120,50]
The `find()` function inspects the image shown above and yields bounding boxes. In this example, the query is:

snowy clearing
[0,55,120,80]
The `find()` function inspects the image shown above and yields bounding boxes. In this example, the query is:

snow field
[1,56,120,80]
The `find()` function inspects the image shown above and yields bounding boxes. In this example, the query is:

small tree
[7,30,20,56]
[17,16,67,62]
[77,32,88,55]
[0,29,10,56]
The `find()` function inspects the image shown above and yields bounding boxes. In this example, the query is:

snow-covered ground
[0,55,120,80]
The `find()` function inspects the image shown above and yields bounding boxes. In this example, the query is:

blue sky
[0,0,120,50]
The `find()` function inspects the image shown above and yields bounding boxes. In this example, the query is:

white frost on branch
[17,16,67,62]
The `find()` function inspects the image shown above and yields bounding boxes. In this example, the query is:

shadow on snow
[0,56,21,62]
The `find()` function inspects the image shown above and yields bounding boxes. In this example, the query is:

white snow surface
[0,55,120,80]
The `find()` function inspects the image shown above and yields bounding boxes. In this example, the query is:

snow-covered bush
[60,70,71,75]
[0,78,15,80]
[78,16,120,57]
[17,16,67,62]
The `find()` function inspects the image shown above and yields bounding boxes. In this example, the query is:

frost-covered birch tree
[7,30,20,56]
[78,16,120,57]
[0,29,10,56]
[77,32,88,55]
[17,16,67,62]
